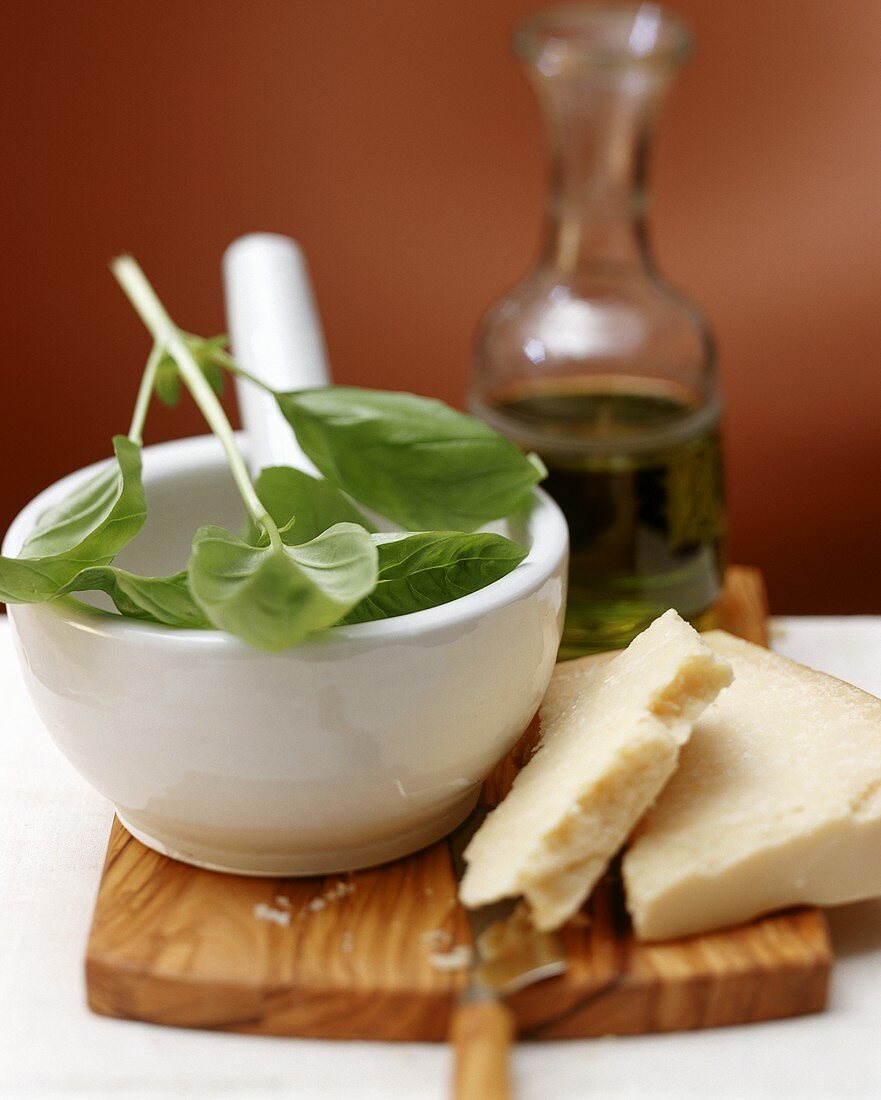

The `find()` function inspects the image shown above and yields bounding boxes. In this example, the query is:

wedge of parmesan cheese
[459,610,733,931]
[623,630,881,941]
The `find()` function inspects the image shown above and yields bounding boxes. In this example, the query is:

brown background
[3,1,880,612]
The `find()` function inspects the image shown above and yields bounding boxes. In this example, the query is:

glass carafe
[470,2,726,657]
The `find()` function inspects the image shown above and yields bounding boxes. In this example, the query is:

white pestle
[222,233,331,475]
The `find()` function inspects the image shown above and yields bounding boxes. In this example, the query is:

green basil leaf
[275,387,543,531]
[199,361,225,398]
[154,355,183,407]
[255,466,375,544]
[154,334,227,408]
[0,436,146,603]
[342,531,527,624]
[188,521,378,650]
[60,567,209,628]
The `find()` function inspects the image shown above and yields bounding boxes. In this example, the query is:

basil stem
[110,255,276,541]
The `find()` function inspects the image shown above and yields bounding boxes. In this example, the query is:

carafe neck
[517,6,688,274]
[538,76,660,270]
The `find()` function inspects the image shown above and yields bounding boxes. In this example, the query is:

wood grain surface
[85,567,832,1039]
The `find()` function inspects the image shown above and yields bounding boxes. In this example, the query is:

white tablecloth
[2,616,881,1099]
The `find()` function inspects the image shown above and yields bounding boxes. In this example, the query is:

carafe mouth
[515,2,693,70]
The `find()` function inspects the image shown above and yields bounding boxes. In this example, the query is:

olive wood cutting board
[85,566,831,1039]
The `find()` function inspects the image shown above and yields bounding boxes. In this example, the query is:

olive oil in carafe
[492,383,726,658]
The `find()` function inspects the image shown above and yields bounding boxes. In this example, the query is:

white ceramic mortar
[4,436,566,873]
[1,235,568,874]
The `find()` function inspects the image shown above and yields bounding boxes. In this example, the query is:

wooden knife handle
[450,995,515,1100]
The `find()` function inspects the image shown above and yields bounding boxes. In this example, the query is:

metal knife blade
[448,805,566,996]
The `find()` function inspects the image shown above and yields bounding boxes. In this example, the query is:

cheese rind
[459,610,733,931]
[623,630,881,941]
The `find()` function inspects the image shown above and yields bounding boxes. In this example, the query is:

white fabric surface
[2,616,881,1099]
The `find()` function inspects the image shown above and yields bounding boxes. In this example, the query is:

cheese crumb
[428,945,473,971]
[253,903,291,927]
[421,928,453,951]
[324,881,355,901]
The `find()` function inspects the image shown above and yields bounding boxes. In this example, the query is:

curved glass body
[471,3,726,656]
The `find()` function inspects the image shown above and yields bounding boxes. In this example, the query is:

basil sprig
[0,257,543,650]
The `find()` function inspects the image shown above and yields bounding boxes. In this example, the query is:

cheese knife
[448,805,567,1100]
